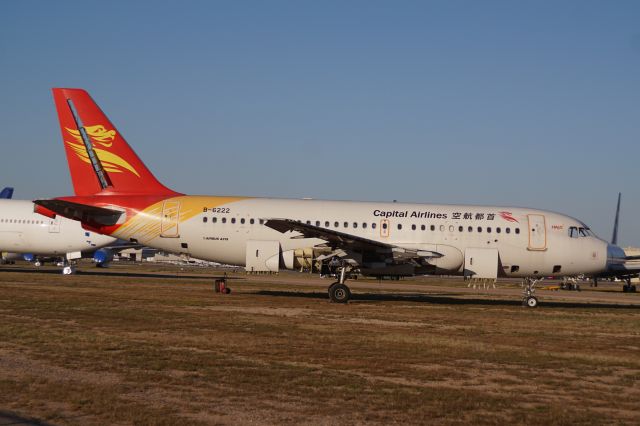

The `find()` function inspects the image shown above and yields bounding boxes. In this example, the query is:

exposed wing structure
[264,218,442,266]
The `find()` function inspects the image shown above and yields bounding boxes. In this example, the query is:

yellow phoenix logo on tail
[65,125,140,177]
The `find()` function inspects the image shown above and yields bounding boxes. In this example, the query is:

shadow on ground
[254,290,640,310]
[0,267,234,281]
[0,411,56,426]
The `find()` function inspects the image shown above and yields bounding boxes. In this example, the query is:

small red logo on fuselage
[498,211,519,223]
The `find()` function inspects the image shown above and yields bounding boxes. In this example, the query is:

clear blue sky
[1,1,639,245]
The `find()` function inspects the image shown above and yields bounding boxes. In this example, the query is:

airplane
[592,193,640,292]
[0,195,117,274]
[32,88,632,306]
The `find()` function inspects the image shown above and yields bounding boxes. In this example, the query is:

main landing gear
[522,277,542,308]
[622,278,637,293]
[61,259,77,275]
[328,265,352,303]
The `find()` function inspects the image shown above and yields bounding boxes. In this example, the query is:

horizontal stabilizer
[34,199,123,227]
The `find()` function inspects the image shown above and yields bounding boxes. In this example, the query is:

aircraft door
[160,200,181,238]
[380,219,390,238]
[527,214,547,251]
[48,217,60,233]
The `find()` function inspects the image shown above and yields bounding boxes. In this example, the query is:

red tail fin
[52,88,177,196]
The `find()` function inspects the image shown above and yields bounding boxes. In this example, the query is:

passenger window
[421,224,425,231]
[334,221,339,227]
[439,225,444,231]
[515,228,520,234]
[203,217,208,223]
[250,218,255,224]
[362,223,367,229]
[496,227,501,233]
[430,225,435,231]
[449,225,454,232]
[259,219,264,225]
[344,222,348,228]
[487,227,491,233]
[222,217,227,224]
[231,218,236,224]
[315,221,320,227]
[398,224,403,230]
[213,217,217,223]
[382,223,387,229]
[458,226,463,232]
[477,227,483,233]
[372,223,377,229]
[411,224,416,231]
[325,221,330,227]
[306,220,311,225]
[468,226,473,232]
[353,222,358,228]
[506,228,510,234]
[241,218,245,224]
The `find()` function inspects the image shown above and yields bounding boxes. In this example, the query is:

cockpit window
[569,226,593,238]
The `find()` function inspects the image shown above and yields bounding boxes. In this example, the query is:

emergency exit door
[527,214,547,251]
[160,200,181,238]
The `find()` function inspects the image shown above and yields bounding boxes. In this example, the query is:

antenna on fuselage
[611,192,621,245]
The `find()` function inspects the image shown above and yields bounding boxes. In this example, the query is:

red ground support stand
[214,277,231,294]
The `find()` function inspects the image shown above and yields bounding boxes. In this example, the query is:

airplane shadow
[253,290,640,310]
[0,411,56,426]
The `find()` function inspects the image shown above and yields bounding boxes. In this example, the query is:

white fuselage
[0,199,116,256]
[112,197,609,278]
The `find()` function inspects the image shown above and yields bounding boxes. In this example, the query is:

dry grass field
[1,263,639,425]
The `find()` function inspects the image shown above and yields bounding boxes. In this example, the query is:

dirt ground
[0,262,639,425]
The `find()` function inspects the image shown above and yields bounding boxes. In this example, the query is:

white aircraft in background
[34,88,638,306]
[0,188,116,274]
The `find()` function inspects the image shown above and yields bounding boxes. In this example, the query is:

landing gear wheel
[62,266,76,275]
[524,296,538,308]
[328,283,351,303]
[34,260,42,267]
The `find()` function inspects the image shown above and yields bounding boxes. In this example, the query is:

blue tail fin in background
[0,187,14,199]
[611,192,621,245]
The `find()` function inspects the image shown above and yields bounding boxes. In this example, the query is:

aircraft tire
[523,296,538,308]
[329,283,351,303]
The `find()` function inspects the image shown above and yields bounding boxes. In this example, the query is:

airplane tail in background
[52,88,178,197]
[612,192,621,245]
[0,187,14,199]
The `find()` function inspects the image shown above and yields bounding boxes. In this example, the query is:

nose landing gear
[522,277,541,308]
